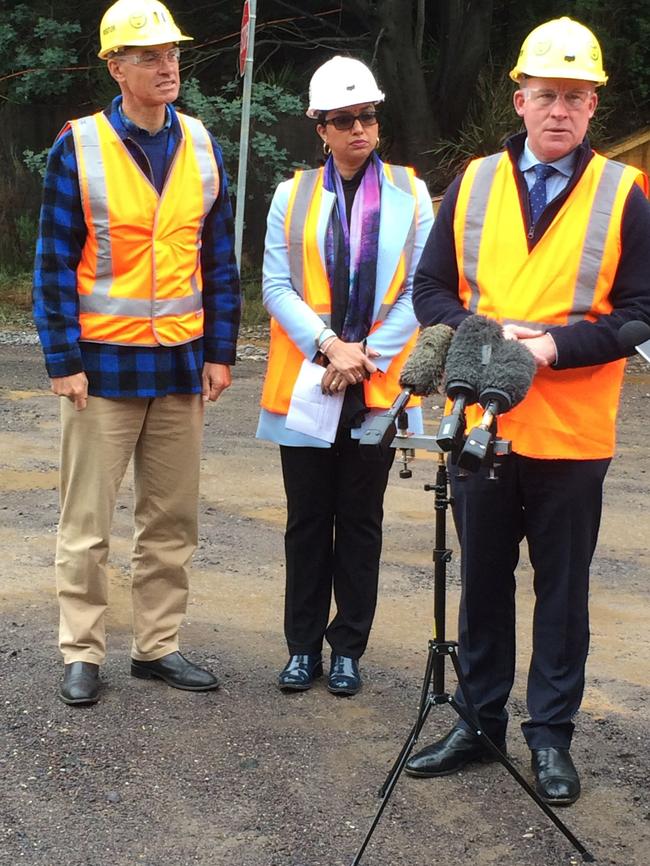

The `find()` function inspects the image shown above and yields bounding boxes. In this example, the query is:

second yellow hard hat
[509,17,607,85]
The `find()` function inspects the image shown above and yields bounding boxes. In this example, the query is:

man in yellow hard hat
[33,0,241,705]
[406,17,650,804]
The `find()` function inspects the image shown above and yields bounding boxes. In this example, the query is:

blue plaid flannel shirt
[33,96,241,398]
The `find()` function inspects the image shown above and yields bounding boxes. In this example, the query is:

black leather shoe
[405,727,503,777]
[60,662,100,706]
[278,654,323,691]
[531,747,580,806]
[131,651,219,691]
[327,655,361,696]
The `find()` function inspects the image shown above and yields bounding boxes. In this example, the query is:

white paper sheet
[285,360,344,443]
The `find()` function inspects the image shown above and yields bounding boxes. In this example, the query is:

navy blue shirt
[117,101,173,194]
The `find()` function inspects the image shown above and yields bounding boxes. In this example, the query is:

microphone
[398,323,455,395]
[436,315,504,452]
[359,324,454,459]
[458,339,536,472]
[618,320,650,364]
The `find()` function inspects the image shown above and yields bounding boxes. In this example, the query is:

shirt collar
[114,96,173,137]
[520,138,577,178]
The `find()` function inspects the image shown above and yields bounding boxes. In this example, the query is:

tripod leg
[447,652,596,862]
[379,643,437,796]
[352,644,440,864]
[350,696,434,866]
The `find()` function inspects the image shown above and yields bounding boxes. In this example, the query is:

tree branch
[271,0,344,34]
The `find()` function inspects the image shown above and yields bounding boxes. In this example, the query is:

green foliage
[424,67,520,193]
[180,79,306,200]
[14,213,38,257]
[0,155,40,274]
[572,0,650,136]
[22,148,50,180]
[0,271,33,329]
[239,268,267,327]
[0,5,81,102]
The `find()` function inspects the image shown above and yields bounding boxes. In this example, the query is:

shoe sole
[59,692,99,706]
[538,795,579,807]
[405,751,504,778]
[535,784,580,807]
[130,667,220,691]
[327,683,360,696]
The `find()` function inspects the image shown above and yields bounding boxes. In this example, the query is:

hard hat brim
[509,65,608,86]
[98,32,193,60]
[306,93,385,119]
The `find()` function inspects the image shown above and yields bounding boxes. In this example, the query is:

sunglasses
[323,111,378,131]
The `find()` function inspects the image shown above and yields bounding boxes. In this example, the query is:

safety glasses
[116,46,181,69]
[523,88,594,111]
[323,111,378,131]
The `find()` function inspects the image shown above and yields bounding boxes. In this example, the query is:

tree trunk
[367,0,439,175]
[434,0,494,138]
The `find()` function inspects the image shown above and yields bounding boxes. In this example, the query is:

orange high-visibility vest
[70,111,220,347]
[261,163,421,414]
[454,151,647,459]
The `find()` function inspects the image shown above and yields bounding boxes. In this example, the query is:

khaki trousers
[56,394,204,665]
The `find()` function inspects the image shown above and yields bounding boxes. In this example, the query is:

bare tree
[434,0,495,138]
[344,0,494,174]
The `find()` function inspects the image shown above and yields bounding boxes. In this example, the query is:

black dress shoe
[278,654,323,691]
[60,662,100,706]
[327,655,361,696]
[405,727,504,777]
[131,651,219,691]
[531,747,580,806]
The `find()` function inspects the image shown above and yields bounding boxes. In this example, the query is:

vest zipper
[126,137,158,192]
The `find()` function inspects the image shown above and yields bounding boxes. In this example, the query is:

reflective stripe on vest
[454,151,646,459]
[261,164,420,415]
[72,111,219,346]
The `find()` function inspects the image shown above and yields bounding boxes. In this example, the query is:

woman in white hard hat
[257,56,434,696]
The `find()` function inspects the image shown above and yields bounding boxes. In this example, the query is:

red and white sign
[239,0,250,77]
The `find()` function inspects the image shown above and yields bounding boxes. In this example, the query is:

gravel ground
[1,341,649,866]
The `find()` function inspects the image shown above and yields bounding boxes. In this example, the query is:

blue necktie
[529,163,556,225]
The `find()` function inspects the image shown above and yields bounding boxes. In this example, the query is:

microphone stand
[350,449,596,865]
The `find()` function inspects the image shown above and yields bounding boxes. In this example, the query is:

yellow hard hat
[98,0,193,60]
[509,17,607,85]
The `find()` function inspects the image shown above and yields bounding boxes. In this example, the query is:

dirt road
[1,340,648,866]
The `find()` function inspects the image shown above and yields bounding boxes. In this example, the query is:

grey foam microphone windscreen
[478,338,536,412]
[444,315,504,399]
[399,324,454,396]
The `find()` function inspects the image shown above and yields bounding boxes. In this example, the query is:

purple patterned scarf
[323,152,382,342]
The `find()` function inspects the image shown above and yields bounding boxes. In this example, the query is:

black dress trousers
[449,453,610,750]
[280,428,395,659]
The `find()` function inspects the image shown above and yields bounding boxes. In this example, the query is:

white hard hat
[306,56,385,118]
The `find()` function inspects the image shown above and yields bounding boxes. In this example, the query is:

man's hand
[502,323,545,341]
[518,333,558,368]
[51,372,88,411]
[501,324,556,368]
[202,362,231,402]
